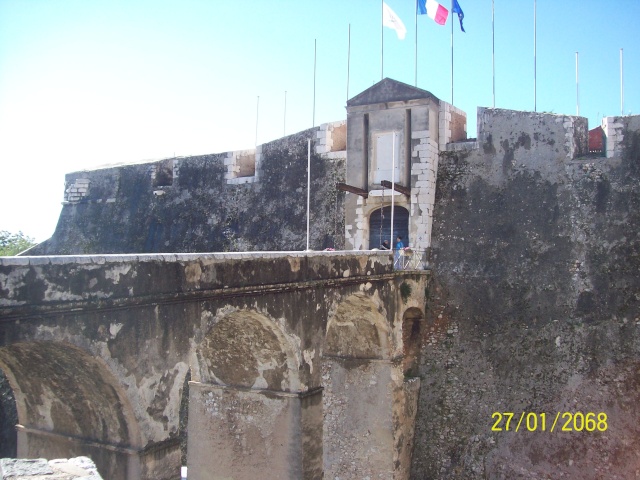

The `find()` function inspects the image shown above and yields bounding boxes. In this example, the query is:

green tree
[0,230,36,256]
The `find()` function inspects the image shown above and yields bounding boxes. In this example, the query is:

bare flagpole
[306,139,311,251]
[284,90,287,136]
[390,132,396,250]
[492,0,495,108]
[381,0,384,80]
[313,39,317,127]
[575,52,579,116]
[534,0,537,112]
[415,0,418,86]
[347,24,351,100]
[255,96,259,146]
[620,48,624,115]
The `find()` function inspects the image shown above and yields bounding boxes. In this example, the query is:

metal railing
[393,248,428,271]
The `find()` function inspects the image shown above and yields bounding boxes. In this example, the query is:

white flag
[383,2,406,40]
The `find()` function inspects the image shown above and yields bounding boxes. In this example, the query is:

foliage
[0,230,36,256]
[400,281,412,304]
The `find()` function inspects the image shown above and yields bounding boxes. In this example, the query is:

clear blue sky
[1,0,638,242]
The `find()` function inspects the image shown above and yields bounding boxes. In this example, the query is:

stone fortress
[1,78,640,479]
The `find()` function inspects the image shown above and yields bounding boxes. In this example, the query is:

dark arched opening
[0,367,18,458]
[369,205,409,250]
[402,307,424,377]
[0,342,139,480]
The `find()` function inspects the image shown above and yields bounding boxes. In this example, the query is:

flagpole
[284,90,287,136]
[381,0,384,80]
[451,0,454,104]
[390,132,395,251]
[492,0,495,108]
[620,48,624,115]
[347,24,351,101]
[534,0,537,112]
[306,139,311,251]
[255,95,259,147]
[575,52,579,116]
[313,39,317,127]
[415,0,418,86]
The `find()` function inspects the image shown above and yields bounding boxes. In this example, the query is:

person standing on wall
[394,235,404,269]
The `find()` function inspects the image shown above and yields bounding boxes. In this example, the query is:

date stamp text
[491,412,608,432]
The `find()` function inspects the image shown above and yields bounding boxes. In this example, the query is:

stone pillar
[322,359,420,480]
[186,383,322,480]
[188,309,323,480]
[323,293,421,479]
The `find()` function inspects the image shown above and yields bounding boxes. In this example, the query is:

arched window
[369,205,409,249]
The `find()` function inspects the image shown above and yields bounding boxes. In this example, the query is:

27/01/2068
[491,412,608,432]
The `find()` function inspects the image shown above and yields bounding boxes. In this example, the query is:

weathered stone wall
[603,114,640,158]
[1,251,428,480]
[411,111,640,478]
[30,125,345,255]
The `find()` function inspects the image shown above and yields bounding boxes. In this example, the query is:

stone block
[411,130,429,139]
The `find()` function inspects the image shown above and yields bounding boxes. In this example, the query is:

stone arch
[0,341,141,479]
[194,310,300,392]
[402,307,424,376]
[325,293,390,359]
[0,366,18,458]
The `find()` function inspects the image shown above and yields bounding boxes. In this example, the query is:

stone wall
[411,112,640,478]
[30,124,346,255]
[1,251,428,480]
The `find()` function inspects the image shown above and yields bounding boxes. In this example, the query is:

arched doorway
[0,341,140,480]
[0,367,18,458]
[369,205,409,249]
[402,307,424,377]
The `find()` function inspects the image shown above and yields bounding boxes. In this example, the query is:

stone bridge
[0,252,428,480]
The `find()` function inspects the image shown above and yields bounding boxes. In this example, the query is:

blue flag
[417,0,427,15]
[452,0,465,32]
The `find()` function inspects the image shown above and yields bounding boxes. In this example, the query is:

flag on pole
[452,0,465,32]
[417,0,449,25]
[383,2,407,40]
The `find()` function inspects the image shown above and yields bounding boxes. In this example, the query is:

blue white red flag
[417,0,449,26]
[452,0,465,32]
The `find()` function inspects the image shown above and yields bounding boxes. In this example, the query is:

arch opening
[402,307,424,377]
[369,205,409,250]
[0,366,18,458]
[0,341,140,479]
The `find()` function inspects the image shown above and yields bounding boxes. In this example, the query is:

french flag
[417,0,449,26]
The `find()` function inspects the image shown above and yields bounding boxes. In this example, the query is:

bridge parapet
[1,251,395,311]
